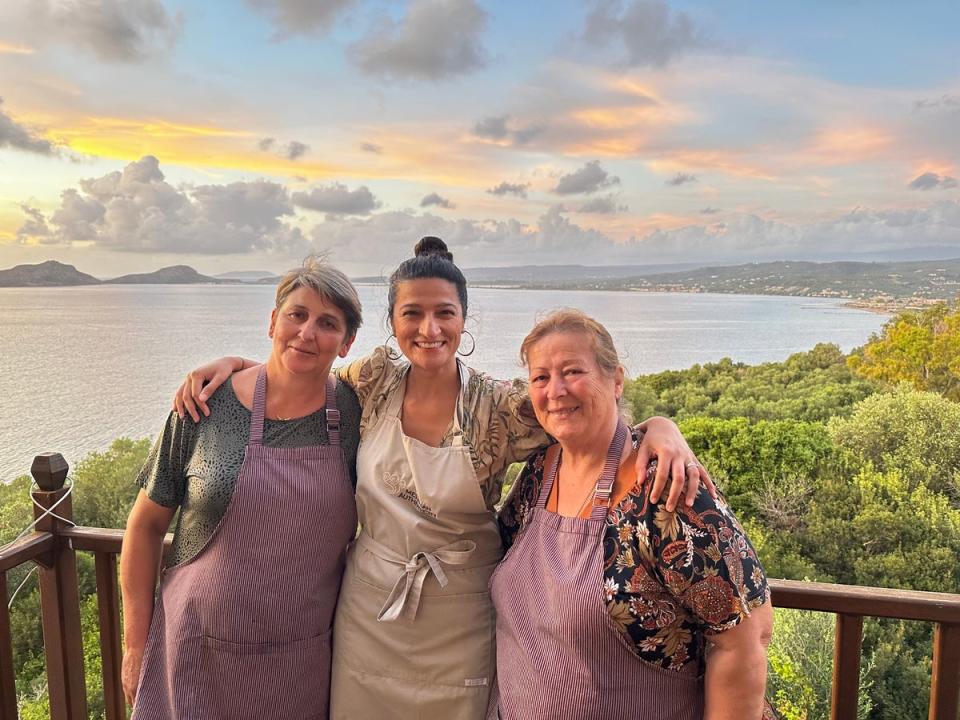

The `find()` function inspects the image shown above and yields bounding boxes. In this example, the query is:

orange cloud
[0,41,33,55]
[808,126,893,164]
[649,151,777,181]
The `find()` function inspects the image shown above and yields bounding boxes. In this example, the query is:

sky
[0,0,958,278]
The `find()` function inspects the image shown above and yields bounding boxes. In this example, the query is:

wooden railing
[1,453,959,720]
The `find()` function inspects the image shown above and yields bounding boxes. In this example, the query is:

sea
[0,284,889,483]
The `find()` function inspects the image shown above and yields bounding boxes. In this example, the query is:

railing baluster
[929,621,960,720]
[831,612,863,720]
[95,552,125,720]
[0,572,18,720]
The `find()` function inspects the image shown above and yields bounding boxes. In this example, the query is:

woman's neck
[557,414,621,477]
[405,358,461,400]
[263,356,332,415]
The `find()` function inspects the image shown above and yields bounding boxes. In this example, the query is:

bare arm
[635,416,717,511]
[173,356,259,422]
[703,601,774,720]
[119,491,176,707]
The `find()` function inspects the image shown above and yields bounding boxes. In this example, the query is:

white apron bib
[330,362,503,720]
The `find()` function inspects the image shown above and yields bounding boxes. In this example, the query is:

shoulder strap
[249,366,268,446]
[324,375,340,446]
[589,420,629,520]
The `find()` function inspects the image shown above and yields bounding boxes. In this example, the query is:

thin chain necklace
[555,452,597,518]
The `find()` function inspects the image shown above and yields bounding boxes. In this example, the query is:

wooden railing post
[31,453,88,720]
[831,612,863,720]
[929,622,960,720]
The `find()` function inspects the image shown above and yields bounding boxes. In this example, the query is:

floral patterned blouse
[336,346,548,508]
[498,444,771,675]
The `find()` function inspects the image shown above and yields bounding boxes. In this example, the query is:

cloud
[257,137,309,160]
[487,182,529,198]
[16,205,53,243]
[578,196,627,214]
[913,94,960,113]
[908,172,958,191]
[553,160,620,195]
[666,172,697,186]
[472,115,546,146]
[360,142,383,154]
[292,182,381,217]
[583,0,705,67]
[23,156,305,253]
[700,206,721,215]
[245,0,355,36]
[0,98,54,155]
[38,0,182,63]
[349,0,488,81]
[420,193,455,209]
[473,115,508,140]
[284,140,309,160]
[0,42,33,55]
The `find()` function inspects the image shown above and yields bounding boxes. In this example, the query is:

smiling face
[391,277,464,373]
[526,330,624,448]
[269,286,355,376]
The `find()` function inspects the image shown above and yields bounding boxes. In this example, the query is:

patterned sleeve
[647,490,770,634]
[497,449,547,551]
[335,346,406,432]
[136,411,194,509]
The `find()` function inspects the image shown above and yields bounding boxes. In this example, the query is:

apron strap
[249,366,268,446]
[590,419,629,521]
[324,375,340,446]
[536,445,560,509]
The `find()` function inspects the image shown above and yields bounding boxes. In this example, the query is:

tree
[848,302,960,400]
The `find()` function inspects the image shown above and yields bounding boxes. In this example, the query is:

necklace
[556,453,597,518]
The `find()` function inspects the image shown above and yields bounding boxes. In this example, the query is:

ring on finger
[685,461,700,470]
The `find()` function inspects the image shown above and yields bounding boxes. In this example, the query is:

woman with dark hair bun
[173,237,711,719]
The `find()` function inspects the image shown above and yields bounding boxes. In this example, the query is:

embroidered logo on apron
[382,470,437,517]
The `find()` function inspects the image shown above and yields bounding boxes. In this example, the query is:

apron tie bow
[378,540,477,622]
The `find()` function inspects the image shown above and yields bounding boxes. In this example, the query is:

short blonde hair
[275,255,363,338]
[519,308,621,377]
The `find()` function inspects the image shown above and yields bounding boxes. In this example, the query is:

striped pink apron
[489,421,704,720]
[132,368,357,720]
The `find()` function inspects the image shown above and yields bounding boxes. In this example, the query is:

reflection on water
[0,285,887,481]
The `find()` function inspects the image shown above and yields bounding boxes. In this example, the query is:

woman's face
[392,278,464,373]
[269,287,355,375]
[526,331,623,446]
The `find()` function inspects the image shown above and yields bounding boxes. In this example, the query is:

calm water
[0,285,888,482]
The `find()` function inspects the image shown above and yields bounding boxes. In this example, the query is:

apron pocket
[198,631,331,720]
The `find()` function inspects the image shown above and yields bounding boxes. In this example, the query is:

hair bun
[414,236,453,262]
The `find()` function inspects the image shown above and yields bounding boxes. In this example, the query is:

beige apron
[330,362,503,720]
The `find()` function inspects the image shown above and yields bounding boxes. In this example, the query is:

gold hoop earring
[383,334,403,361]
[457,330,476,357]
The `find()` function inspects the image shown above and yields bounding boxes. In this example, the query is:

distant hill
[353,262,703,285]
[105,265,219,284]
[215,270,277,281]
[0,260,101,287]
[551,258,960,307]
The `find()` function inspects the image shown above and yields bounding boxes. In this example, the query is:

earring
[383,334,403,361]
[457,330,476,357]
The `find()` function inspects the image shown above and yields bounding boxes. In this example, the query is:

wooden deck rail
[1,453,959,719]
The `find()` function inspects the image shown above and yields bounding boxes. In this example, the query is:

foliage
[4,438,149,719]
[627,343,876,424]
[848,301,960,400]
[676,417,833,519]
[828,387,960,496]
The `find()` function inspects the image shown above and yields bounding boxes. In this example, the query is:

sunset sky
[1,0,958,277]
